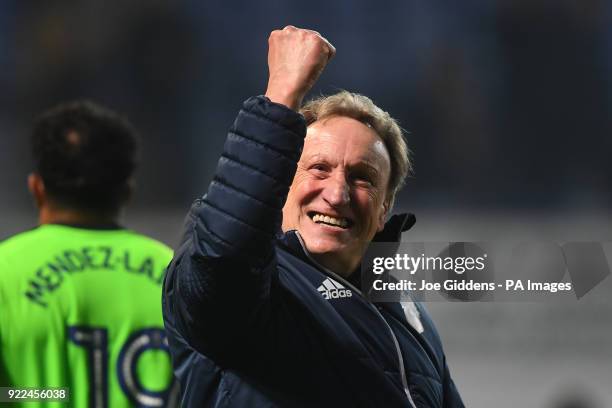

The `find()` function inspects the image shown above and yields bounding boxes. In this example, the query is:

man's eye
[310,164,329,173]
[350,172,373,185]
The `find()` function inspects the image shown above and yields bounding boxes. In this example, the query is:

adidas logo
[317,278,353,300]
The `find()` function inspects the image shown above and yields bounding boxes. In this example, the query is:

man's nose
[322,174,350,207]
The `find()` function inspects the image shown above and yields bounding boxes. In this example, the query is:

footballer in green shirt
[0,101,178,407]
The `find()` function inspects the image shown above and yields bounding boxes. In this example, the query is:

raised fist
[265,26,336,110]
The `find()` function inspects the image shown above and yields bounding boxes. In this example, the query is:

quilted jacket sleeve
[163,96,306,361]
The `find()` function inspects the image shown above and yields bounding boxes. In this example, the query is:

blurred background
[1,0,610,406]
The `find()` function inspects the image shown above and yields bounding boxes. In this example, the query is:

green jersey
[0,224,177,407]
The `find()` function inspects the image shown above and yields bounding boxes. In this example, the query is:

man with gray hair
[163,26,464,407]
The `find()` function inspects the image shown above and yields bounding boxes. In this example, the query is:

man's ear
[28,173,46,209]
[377,199,390,232]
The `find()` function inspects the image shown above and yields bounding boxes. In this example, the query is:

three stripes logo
[317,278,353,300]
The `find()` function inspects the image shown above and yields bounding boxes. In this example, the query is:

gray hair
[300,91,412,209]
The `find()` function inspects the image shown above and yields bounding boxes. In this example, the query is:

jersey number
[68,326,178,407]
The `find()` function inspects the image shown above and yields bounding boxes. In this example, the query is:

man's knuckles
[270,26,325,44]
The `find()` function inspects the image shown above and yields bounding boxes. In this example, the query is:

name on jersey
[24,246,165,307]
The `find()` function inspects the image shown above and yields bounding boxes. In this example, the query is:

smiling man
[163,26,464,407]
[283,95,406,277]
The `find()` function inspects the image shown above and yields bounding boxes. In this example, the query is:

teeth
[312,213,348,228]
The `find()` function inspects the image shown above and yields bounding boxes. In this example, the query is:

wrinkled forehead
[302,116,391,167]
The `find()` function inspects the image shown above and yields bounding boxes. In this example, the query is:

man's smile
[307,211,353,229]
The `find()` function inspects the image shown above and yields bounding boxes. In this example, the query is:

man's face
[282,115,391,273]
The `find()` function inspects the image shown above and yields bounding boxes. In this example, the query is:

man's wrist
[264,86,303,111]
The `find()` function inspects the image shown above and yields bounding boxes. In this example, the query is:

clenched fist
[265,26,336,110]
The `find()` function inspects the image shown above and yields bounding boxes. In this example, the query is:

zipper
[295,232,417,408]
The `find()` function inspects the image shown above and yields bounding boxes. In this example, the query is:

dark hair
[31,100,139,214]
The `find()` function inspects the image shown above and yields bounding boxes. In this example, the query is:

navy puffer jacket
[162,96,465,407]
